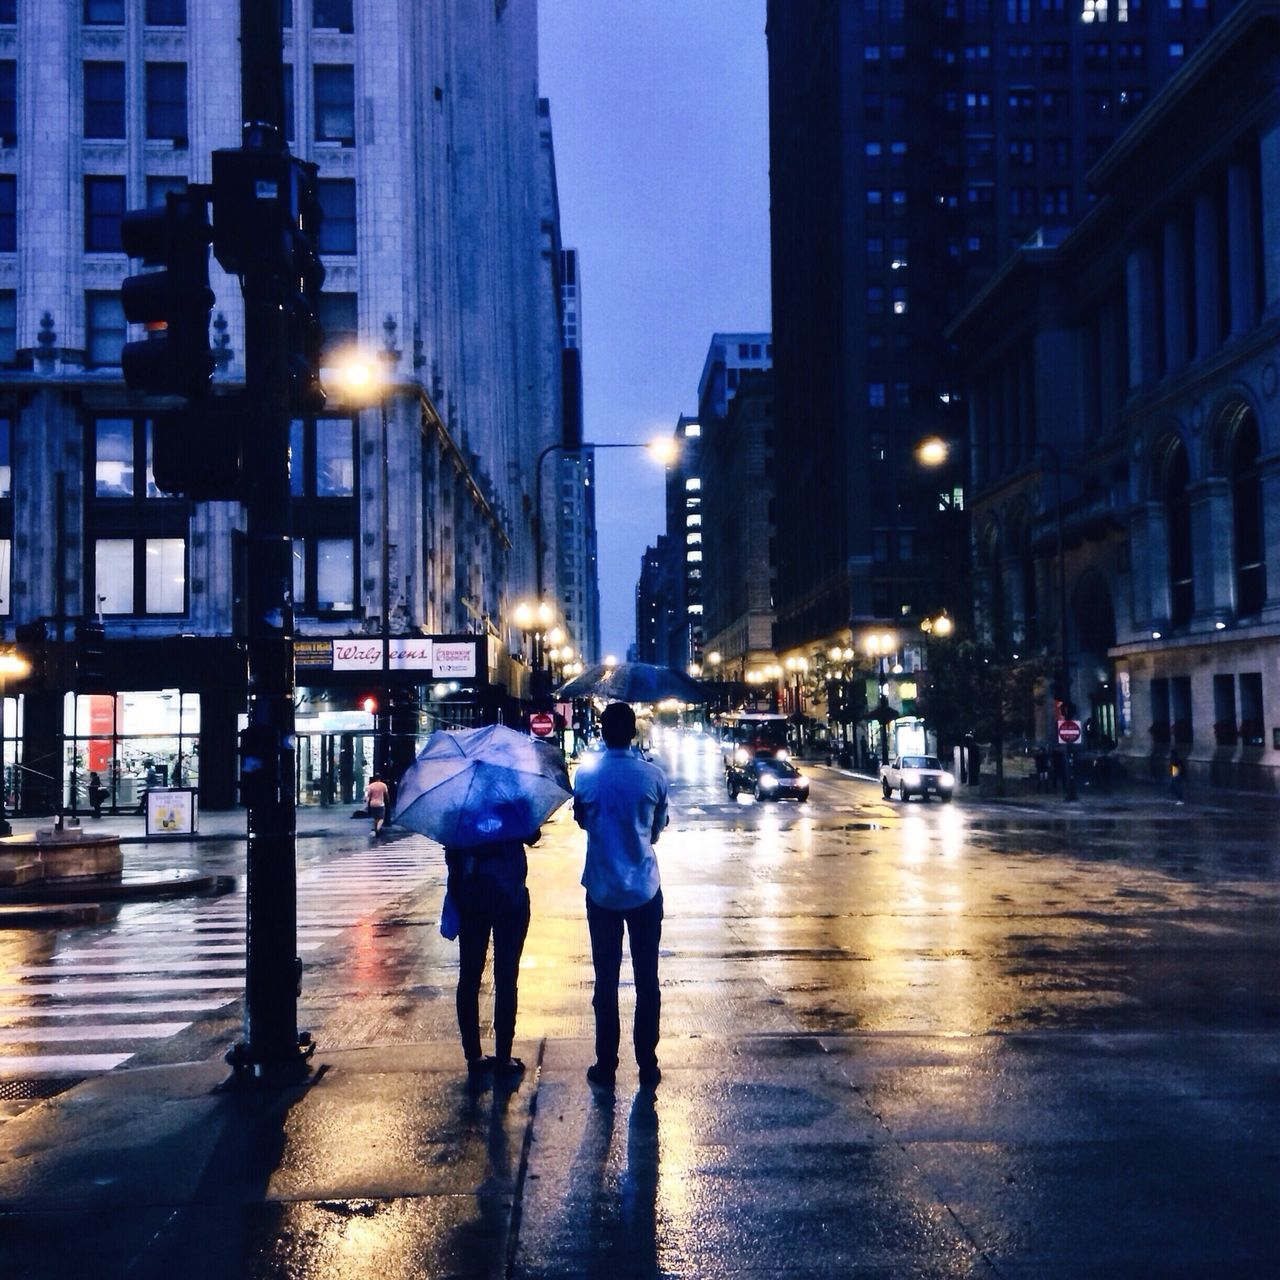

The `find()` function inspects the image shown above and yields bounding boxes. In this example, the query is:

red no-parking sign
[1057,719,1082,744]
[529,712,556,739]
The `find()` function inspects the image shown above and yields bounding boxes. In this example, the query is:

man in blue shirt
[573,700,669,1089]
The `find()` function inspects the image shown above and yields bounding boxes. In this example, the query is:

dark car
[727,755,810,802]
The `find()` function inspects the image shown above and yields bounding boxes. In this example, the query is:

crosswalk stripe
[14,959,249,976]
[0,1001,230,1019]
[0,1053,133,1075]
[0,978,242,996]
[0,1023,189,1043]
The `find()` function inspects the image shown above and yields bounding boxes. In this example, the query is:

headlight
[734,748,749,764]
[902,770,921,785]
[776,748,790,761]
[940,772,955,787]
[758,773,779,789]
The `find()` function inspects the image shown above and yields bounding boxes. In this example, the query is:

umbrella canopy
[393,723,571,848]
[555,661,706,704]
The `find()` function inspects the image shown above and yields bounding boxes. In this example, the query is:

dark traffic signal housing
[74,621,108,692]
[121,188,215,401]
[212,150,326,416]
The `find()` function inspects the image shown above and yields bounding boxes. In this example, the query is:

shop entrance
[295,729,376,807]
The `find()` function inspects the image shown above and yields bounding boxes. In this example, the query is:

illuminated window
[685,477,701,491]
[684,422,701,437]
[687,550,703,563]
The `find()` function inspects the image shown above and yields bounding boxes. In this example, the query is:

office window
[1041,90,1069,119]
[86,292,125,368]
[145,0,186,23]
[85,63,126,139]
[964,92,992,121]
[0,61,14,143]
[1010,139,1035,167]
[1168,41,1185,65]
[145,538,186,613]
[146,63,187,143]
[317,180,356,254]
[95,540,134,613]
[95,419,136,497]
[85,0,125,23]
[316,292,357,357]
[0,2,13,23]
[868,382,886,408]
[865,140,882,166]
[866,237,884,267]
[867,188,883,207]
[314,0,354,31]
[867,286,885,315]
[0,175,13,252]
[85,176,126,252]
[864,45,881,63]
[0,292,14,364]
[314,65,355,144]
[146,175,187,208]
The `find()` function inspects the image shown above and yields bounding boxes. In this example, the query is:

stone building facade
[0,0,562,812]
[952,0,1280,790]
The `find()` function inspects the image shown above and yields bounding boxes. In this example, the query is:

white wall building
[0,0,561,812]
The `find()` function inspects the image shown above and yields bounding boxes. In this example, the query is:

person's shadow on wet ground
[569,1089,662,1279]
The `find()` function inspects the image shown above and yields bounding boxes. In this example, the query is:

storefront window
[63,689,199,811]
[2,694,21,812]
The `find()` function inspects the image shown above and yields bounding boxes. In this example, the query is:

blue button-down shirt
[573,749,669,910]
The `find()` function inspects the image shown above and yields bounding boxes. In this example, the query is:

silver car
[880,754,956,802]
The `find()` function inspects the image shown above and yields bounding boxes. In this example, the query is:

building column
[1126,245,1158,389]
[1258,458,1280,621]
[1259,121,1280,315]
[1189,477,1232,624]
[1162,218,1189,372]
[1130,500,1170,628]
[1193,190,1221,358]
[1227,157,1259,337]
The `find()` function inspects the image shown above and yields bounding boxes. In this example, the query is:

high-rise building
[766,0,1242,665]
[554,248,601,665]
[661,414,704,670]
[0,1,562,812]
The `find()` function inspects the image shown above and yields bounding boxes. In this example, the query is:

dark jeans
[586,889,663,1072]
[455,890,530,1062]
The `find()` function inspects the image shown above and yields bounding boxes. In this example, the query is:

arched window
[1230,412,1265,616]
[1164,439,1194,626]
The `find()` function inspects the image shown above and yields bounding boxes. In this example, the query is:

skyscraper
[766,0,1241,660]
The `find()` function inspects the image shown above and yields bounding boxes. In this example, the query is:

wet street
[2,729,1279,1275]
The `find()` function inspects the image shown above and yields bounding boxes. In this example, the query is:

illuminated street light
[915,436,949,468]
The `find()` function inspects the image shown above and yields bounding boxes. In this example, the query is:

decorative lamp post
[863,630,897,766]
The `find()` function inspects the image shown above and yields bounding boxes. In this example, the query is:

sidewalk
[1,1027,1276,1277]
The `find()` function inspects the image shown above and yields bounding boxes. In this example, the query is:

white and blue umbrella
[392,723,571,848]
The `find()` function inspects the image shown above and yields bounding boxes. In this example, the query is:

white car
[880,754,955,802]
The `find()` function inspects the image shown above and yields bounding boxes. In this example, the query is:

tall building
[554,248,600,665]
[0,1,562,813]
[951,0,1280,790]
[766,0,1242,668]
[661,413,704,670]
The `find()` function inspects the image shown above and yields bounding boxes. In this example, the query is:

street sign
[530,712,556,739]
[1058,719,1082,744]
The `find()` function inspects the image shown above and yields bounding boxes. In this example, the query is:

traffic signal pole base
[223,1031,315,1090]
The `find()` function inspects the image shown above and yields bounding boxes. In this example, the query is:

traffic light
[149,401,245,501]
[74,621,108,692]
[211,150,326,415]
[286,159,326,415]
[120,189,215,400]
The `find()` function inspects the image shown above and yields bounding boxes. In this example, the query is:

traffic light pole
[225,2,308,1083]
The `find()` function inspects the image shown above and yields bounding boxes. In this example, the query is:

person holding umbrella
[444,819,537,1080]
[572,701,669,1090]
[392,724,573,1080]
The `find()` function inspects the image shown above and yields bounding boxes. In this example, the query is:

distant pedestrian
[88,771,107,819]
[1034,747,1050,793]
[1169,749,1186,805]
[573,701,669,1090]
[444,826,539,1082]
[365,774,389,836]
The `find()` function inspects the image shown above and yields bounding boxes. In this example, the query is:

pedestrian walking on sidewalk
[1169,749,1186,805]
[365,774,389,836]
[573,700,669,1090]
[444,827,538,1082]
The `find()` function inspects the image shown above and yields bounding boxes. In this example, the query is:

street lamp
[863,630,897,766]
[533,437,677,598]
[333,350,395,780]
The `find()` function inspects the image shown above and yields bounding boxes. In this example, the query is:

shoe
[494,1057,525,1080]
[638,1063,661,1088]
[467,1055,496,1077]
[586,1063,615,1089]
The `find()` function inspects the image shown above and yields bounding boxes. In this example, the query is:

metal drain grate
[0,1077,84,1102]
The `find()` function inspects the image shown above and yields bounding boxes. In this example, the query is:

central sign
[529,712,556,738]
[1057,718,1082,744]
